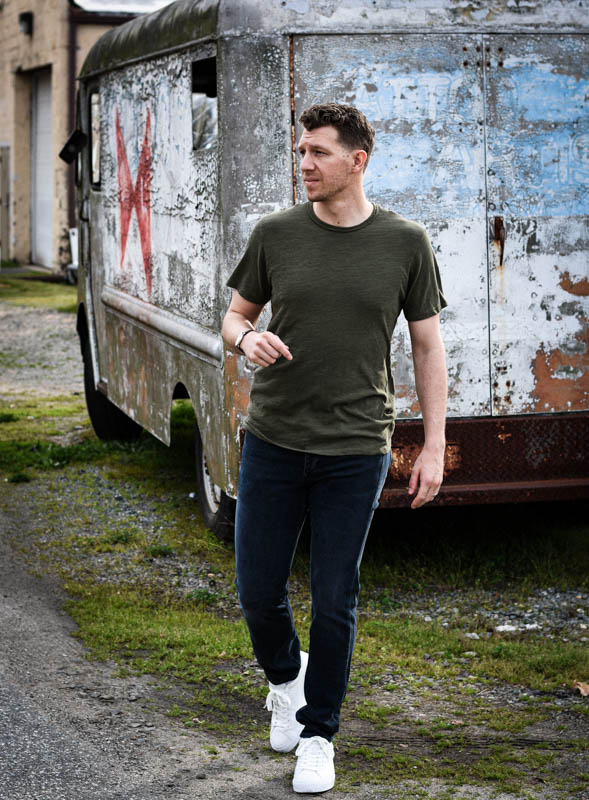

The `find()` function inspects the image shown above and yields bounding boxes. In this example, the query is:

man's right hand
[241,331,293,368]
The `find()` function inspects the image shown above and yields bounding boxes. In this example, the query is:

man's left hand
[407,446,445,509]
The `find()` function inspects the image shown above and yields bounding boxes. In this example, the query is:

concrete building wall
[77,23,113,78]
[0,0,132,272]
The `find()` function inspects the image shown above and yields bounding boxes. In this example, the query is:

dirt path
[1,300,587,800]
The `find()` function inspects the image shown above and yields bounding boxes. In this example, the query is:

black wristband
[237,328,256,353]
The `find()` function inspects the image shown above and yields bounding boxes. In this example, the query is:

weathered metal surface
[86,43,228,488]
[100,48,219,327]
[223,347,254,492]
[485,34,589,415]
[79,0,587,79]
[78,0,589,504]
[101,287,223,362]
[293,33,489,419]
[294,31,589,422]
[380,414,589,506]
[217,33,293,488]
[103,308,226,484]
[79,0,219,77]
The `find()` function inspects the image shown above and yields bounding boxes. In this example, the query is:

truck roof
[79,0,587,79]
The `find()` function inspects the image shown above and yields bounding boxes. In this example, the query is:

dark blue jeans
[235,431,391,741]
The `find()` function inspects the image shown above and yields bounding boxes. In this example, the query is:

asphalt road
[0,526,399,800]
[0,531,308,800]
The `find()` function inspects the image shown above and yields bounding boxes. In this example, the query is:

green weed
[7,471,31,483]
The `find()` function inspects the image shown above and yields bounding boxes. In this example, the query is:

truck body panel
[73,0,588,507]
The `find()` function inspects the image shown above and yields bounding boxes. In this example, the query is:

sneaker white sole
[293,773,335,794]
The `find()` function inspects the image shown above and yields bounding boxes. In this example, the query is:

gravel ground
[1,299,588,800]
[0,302,84,396]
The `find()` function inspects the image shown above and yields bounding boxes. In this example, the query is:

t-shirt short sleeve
[226,221,272,305]
[402,227,448,322]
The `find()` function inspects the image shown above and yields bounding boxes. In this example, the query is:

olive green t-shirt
[226,202,447,455]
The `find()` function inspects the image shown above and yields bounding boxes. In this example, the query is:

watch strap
[235,328,256,353]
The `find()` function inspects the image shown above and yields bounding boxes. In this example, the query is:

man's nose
[300,151,314,172]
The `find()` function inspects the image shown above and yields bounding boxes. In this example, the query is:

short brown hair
[299,103,375,164]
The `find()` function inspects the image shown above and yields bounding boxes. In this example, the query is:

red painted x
[115,106,152,295]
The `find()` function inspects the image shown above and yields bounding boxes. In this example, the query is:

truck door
[484,34,588,416]
[293,34,491,420]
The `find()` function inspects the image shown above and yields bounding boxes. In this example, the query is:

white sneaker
[293,736,335,794]
[265,650,308,752]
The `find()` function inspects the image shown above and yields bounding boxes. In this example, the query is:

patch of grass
[338,736,565,796]
[7,471,31,483]
[355,699,404,727]
[0,395,89,445]
[0,438,118,474]
[144,543,175,559]
[0,275,77,313]
[361,502,589,592]
[354,617,589,691]
[63,582,252,679]
[186,589,218,606]
[64,528,142,555]
[105,529,140,546]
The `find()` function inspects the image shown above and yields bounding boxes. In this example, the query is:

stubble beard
[304,175,349,204]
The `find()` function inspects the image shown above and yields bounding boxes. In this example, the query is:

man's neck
[312,194,374,228]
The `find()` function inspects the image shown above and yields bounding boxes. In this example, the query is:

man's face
[297,125,359,202]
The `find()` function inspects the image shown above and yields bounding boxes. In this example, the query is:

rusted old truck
[64,0,588,536]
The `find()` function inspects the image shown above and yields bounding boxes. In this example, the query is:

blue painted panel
[293,34,487,222]
[485,36,588,218]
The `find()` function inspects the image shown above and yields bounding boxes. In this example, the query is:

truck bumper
[381,412,589,507]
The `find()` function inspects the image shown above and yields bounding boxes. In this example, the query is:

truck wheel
[82,338,142,441]
[194,425,235,543]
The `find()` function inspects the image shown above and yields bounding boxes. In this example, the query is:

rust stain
[138,361,148,413]
[390,442,461,481]
[289,35,298,206]
[494,216,505,266]
[224,349,251,433]
[531,325,589,412]
[559,270,589,297]
[394,383,421,417]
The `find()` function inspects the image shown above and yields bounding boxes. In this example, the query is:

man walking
[221,103,447,793]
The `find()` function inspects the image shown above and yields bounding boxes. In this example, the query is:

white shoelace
[265,689,292,729]
[295,736,333,770]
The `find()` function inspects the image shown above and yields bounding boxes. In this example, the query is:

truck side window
[191,57,217,151]
[90,92,100,186]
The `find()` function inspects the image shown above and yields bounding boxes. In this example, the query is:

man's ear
[351,149,368,172]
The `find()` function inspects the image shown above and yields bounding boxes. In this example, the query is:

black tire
[194,424,235,543]
[82,337,143,442]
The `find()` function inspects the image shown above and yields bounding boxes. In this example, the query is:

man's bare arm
[406,314,447,509]
[221,289,293,368]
